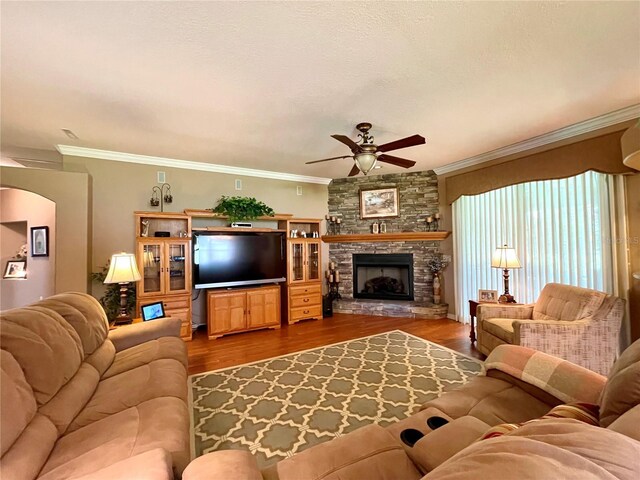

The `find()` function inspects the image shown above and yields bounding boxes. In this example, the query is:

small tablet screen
[141,301,165,321]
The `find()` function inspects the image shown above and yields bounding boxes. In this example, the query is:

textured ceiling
[1,1,639,178]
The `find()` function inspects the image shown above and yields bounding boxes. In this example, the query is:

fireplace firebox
[353,253,414,301]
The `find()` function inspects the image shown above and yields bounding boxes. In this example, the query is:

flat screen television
[193,231,286,289]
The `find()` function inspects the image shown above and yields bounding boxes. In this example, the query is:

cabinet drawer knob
[303,310,309,314]
[303,298,310,303]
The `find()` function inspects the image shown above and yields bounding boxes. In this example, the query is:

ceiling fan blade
[376,134,425,153]
[348,164,360,177]
[305,155,351,165]
[331,134,361,153]
[377,154,416,169]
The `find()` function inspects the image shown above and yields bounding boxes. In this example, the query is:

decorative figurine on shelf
[141,220,150,237]
[325,215,342,235]
[372,221,379,234]
[427,254,450,305]
[380,220,387,233]
[426,212,441,232]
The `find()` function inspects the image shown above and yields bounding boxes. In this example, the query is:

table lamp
[491,244,522,303]
[104,252,141,325]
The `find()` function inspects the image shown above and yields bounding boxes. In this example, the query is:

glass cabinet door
[139,242,163,296]
[166,241,189,294]
[306,241,320,281]
[290,241,305,282]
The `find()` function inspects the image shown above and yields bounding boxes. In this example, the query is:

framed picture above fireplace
[360,187,399,219]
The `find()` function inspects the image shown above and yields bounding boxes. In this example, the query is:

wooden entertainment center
[207,284,280,339]
[134,211,323,341]
[134,212,193,340]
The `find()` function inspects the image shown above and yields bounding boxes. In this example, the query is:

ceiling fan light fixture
[354,152,377,175]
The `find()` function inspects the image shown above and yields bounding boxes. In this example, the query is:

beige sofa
[476,282,624,375]
[184,338,640,480]
[3,292,639,480]
[0,292,190,479]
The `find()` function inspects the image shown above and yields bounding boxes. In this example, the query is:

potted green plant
[212,196,275,222]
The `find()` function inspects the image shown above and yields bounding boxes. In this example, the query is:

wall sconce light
[150,183,173,212]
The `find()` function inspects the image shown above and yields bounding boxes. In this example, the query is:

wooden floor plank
[187,313,484,375]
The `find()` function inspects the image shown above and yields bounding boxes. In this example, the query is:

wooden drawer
[290,294,321,308]
[289,284,321,297]
[180,322,192,339]
[161,296,190,310]
[165,308,191,340]
[166,308,189,324]
[290,304,322,321]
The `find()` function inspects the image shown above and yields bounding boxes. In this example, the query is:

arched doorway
[0,187,56,308]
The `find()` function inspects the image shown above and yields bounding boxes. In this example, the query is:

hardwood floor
[187,313,484,375]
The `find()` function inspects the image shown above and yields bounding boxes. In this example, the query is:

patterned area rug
[190,330,483,468]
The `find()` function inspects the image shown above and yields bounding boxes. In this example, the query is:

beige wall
[0,167,91,295]
[0,188,56,308]
[62,156,329,317]
[438,128,640,333]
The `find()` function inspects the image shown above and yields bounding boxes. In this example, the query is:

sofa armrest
[514,319,594,350]
[182,450,262,480]
[108,317,181,352]
[485,344,606,404]
[70,448,173,480]
[409,416,490,473]
[476,303,534,321]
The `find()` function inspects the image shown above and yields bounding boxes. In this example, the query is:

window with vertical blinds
[452,171,615,323]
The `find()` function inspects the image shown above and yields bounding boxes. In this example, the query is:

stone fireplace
[353,253,413,301]
[326,171,449,319]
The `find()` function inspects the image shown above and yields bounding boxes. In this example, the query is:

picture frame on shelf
[360,187,399,219]
[4,260,27,279]
[141,301,166,321]
[31,226,49,257]
[478,289,499,303]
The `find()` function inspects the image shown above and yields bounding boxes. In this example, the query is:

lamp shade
[104,252,141,284]
[354,152,377,175]
[491,245,522,269]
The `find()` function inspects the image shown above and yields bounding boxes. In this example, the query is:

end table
[468,300,479,343]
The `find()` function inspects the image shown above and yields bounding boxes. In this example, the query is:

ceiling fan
[306,122,426,176]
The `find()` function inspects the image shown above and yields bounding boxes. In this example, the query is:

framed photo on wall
[360,187,399,219]
[478,289,499,303]
[4,260,27,279]
[31,226,49,257]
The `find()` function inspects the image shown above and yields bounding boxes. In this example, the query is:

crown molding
[433,104,640,176]
[56,145,333,185]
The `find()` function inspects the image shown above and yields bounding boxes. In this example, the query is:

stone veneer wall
[330,241,440,303]
[328,171,441,305]
[328,171,439,234]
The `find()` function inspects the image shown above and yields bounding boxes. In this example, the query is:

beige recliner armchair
[476,282,624,375]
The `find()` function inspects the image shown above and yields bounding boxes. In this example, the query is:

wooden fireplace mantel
[321,232,450,243]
